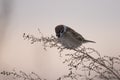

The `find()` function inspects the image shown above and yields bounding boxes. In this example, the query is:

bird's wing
[67,27,85,41]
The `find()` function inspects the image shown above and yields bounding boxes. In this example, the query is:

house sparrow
[55,24,95,49]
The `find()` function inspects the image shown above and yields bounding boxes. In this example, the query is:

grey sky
[0,0,120,80]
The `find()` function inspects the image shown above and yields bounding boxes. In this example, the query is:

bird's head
[55,25,67,38]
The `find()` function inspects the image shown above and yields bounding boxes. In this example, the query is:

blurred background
[0,0,120,80]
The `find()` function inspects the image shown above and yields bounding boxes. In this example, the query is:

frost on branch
[22,32,120,80]
[1,31,120,80]
[0,69,46,80]
[23,32,65,51]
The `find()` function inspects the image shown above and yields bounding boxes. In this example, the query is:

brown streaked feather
[66,27,85,41]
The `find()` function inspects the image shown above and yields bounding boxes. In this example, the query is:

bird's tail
[83,39,96,43]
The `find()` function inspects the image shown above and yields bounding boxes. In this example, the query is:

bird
[55,24,95,49]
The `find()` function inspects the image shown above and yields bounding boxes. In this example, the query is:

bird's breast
[58,32,82,49]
